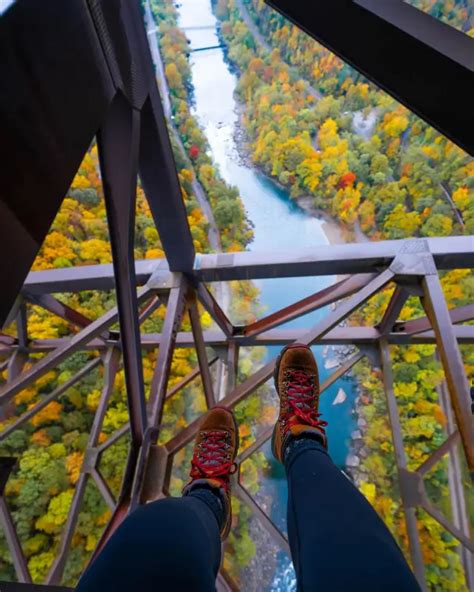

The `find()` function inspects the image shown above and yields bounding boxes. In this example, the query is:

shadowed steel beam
[47,348,120,585]
[7,305,29,386]
[129,281,186,505]
[166,270,393,454]
[400,303,474,336]
[97,93,147,451]
[421,273,474,470]
[25,293,97,331]
[422,501,474,552]
[11,324,474,355]
[225,342,239,396]
[242,273,376,337]
[320,351,364,393]
[217,568,239,592]
[167,356,219,401]
[0,286,153,407]
[0,497,32,583]
[0,0,115,326]
[380,341,426,589]
[16,302,28,348]
[138,295,162,324]
[0,334,16,347]
[23,292,158,344]
[266,0,474,154]
[196,283,234,337]
[0,457,31,583]
[97,356,220,455]
[149,280,188,429]
[436,377,473,589]
[0,358,101,442]
[91,468,116,512]
[46,474,88,585]
[378,285,409,334]
[416,431,460,477]
[6,351,28,384]
[139,92,195,272]
[188,296,216,408]
[237,425,274,464]
[235,483,290,555]
[97,423,130,455]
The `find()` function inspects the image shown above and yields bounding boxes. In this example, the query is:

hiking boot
[272,344,327,463]
[183,406,238,539]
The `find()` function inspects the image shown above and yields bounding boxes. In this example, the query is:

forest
[0,0,472,589]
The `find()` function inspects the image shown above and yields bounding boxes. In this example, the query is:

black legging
[77,440,421,591]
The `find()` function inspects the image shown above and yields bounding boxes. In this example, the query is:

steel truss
[0,1,473,590]
[0,238,473,590]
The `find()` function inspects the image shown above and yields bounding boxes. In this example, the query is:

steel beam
[0,458,31,583]
[7,324,474,356]
[0,497,32,584]
[97,355,220,456]
[421,273,474,470]
[380,341,426,589]
[0,0,115,326]
[166,270,393,454]
[139,91,195,272]
[0,287,153,407]
[166,356,219,402]
[378,285,409,335]
[422,501,473,551]
[400,303,474,336]
[24,293,96,331]
[188,296,216,408]
[436,378,473,588]
[91,469,116,512]
[22,237,474,292]
[235,483,290,554]
[416,431,460,477]
[196,283,234,337]
[148,280,188,428]
[242,273,376,337]
[97,92,148,451]
[225,342,239,397]
[47,348,120,585]
[0,358,101,442]
[195,237,474,282]
[266,0,474,154]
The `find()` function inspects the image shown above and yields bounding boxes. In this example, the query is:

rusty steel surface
[0,0,473,590]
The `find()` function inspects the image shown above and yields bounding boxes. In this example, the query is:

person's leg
[272,344,420,592]
[76,493,222,591]
[77,407,239,591]
[285,437,421,592]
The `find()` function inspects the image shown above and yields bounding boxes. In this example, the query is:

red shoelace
[284,369,328,433]
[190,430,236,491]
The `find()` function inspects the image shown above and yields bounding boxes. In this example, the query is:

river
[176,1,358,589]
